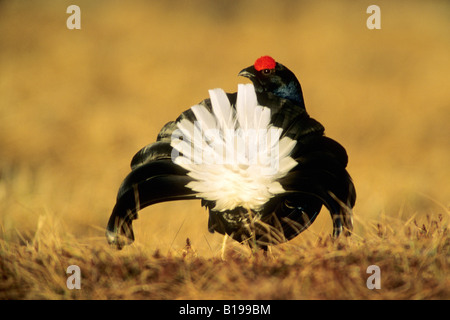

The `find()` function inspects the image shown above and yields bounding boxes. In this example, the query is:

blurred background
[1,0,449,255]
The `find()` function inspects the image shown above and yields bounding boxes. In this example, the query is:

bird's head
[238,56,305,107]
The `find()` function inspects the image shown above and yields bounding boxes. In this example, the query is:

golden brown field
[0,0,449,300]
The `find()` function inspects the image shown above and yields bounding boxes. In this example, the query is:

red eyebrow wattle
[254,56,276,71]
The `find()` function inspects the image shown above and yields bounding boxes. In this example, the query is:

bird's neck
[272,81,305,107]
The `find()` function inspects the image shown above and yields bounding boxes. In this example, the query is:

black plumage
[106,56,356,250]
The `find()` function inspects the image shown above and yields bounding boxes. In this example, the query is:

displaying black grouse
[106,56,356,250]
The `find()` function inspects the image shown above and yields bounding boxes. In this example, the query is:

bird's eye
[262,69,274,75]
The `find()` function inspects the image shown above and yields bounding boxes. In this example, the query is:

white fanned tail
[171,83,297,212]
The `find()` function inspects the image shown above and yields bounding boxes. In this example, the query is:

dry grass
[1,213,449,299]
[0,0,449,299]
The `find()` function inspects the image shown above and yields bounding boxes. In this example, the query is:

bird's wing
[258,93,355,236]
[279,135,356,236]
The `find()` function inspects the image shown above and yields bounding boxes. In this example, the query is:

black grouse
[106,56,356,250]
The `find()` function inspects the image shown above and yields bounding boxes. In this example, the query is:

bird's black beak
[238,65,256,79]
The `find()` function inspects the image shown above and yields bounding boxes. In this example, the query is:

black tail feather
[279,163,355,239]
[106,160,197,248]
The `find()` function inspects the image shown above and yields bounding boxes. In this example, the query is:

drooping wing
[259,92,355,239]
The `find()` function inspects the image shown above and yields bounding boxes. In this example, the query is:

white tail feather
[236,83,261,130]
[209,88,234,131]
[171,84,297,212]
